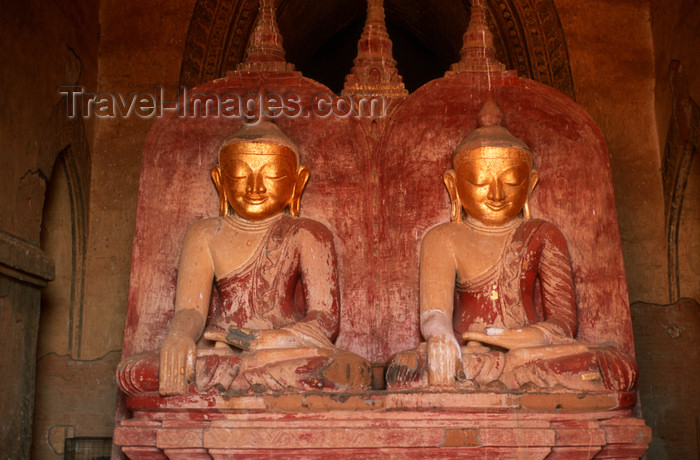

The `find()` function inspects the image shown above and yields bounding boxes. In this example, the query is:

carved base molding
[116,392,650,459]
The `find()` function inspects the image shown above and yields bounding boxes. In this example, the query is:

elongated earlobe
[211,167,229,216]
[443,170,462,223]
[524,169,539,220]
[451,196,463,223]
[289,165,310,216]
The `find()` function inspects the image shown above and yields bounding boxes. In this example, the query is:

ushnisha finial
[342,0,408,98]
[238,0,295,72]
[450,0,506,73]
[455,92,531,154]
[476,91,503,127]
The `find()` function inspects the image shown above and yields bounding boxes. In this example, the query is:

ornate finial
[237,0,295,72]
[342,0,408,98]
[450,0,505,73]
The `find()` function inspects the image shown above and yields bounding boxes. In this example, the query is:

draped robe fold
[386,219,637,392]
[117,215,371,395]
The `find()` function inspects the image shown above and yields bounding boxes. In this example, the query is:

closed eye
[225,172,248,180]
[464,175,489,186]
[500,166,528,186]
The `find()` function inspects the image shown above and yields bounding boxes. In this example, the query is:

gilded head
[211,122,309,221]
[445,93,539,226]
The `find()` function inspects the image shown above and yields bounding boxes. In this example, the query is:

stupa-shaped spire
[343,0,408,98]
[450,0,505,73]
[237,0,295,72]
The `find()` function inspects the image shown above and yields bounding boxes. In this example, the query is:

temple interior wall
[651,0,700,152]
[0,1,98,457]
[556,0,668,305]
[679,155,700,300]
[0,0,695,457]
[649,0,700,302]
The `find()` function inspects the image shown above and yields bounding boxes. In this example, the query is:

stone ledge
[125,390,636,416]
[0,230,54,286]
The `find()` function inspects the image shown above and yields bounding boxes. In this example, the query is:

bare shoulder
[422,222,462,251]
[183,217,222,243]
[423,222,463,243]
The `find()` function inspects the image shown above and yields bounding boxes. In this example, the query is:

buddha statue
[117,122,371,395]
[385,95,638,392]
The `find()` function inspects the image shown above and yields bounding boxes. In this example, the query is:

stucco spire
[343,0,408,98]
[238,0,295,72]
[450,0,505,73]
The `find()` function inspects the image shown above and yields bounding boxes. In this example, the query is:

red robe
[117,215,370,395]
[206,215,340,345]
[454,219,577,342]
[387,219,637,392]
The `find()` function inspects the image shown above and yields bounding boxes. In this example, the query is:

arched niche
[663,62,700,302]
[178,0,575,98]
[31,101,94,459]
[38,147,88,360]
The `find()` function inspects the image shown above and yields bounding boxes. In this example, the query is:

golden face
[216,143,300,221]
[452,147,537,226]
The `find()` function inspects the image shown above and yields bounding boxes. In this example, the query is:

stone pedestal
[115,392,650,459]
